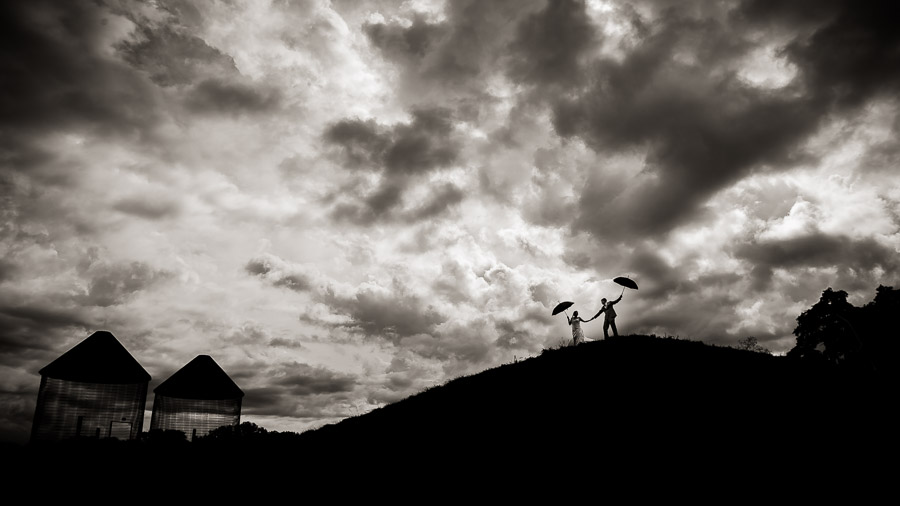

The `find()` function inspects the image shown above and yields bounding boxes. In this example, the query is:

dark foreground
[4,336,894,497]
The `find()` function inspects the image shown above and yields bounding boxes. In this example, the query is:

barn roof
[39,331,151,384]
[154,355,244,400]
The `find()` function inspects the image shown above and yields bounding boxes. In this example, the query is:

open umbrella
[613,276,638,290]
[552,301,574,316]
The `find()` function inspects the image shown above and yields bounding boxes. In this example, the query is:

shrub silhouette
[200,421,268,441]
[144,428,188,445]
[735,336,771,354]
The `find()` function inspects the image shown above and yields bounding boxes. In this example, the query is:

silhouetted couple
[567,292,624,345]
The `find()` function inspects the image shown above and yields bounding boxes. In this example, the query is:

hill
[296,335,889,458]
[6,335,893,495]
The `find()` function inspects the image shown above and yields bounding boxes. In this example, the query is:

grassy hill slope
[295,335,889,465]
[8,335,893,494]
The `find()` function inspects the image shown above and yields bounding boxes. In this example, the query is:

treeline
[789,284,898,380]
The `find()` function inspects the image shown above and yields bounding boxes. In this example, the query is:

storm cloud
[273,362,357,397]
[0,1,163,138]
[736,233,900,291]
[320,281,445,342]
[324,108,462,222]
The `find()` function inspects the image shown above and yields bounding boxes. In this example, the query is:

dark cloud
[116,23,238,87]
[321,282,445,341]
[616,246,740,309]
[621,248,688,303]
[735,232,900,291]
[323,118,389,170]
[272,274,313,293]
[324,108,461,222]
[383,108,457,175]
[268,338,305,349]
[734,0,841,29]
[325,108,458,175]
[630,287,743,344]
[0,1,162,138]
[240,386,338,419]
[0,305,91,357]
[244,258,271,277]
[368,354,434,403]
[364,15,450,63]
[154,0,207,27]
[331,182,465,225]
[0,258,17,284]
[78,258,173,307]
[240,368,358,419]
[364,0,540,86]
[507,0,596,87]
[274,363,357,397]
[493,310,548,353]
[236,360,359,419]
[185,78,282,116]
[741,0,900,108]
[402,183,465,222]
[245,254,316,293]
[556,43,817,239]
[489,0,900,244]
[0,305,89,332]
[361,183,404,218]
[248,253,446,345]
[0,388,36,444]
[112,194,182,220]
[0,301,93,443]
[362,0,544,106]
[420,321,496,373]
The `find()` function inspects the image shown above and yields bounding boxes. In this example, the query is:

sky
[2,0,899,443]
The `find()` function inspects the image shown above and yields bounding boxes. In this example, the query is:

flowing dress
[570,318,585,344]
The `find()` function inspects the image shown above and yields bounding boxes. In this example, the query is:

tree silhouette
[856,285,899,379]
[201,421,268,441]
[790,288,858,364]
[790,285,897,379]
[735,336,771,354]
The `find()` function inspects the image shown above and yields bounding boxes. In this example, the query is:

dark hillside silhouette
[298,336,889,457]
[9,335,893,495]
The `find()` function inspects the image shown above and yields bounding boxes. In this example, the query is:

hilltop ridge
[8,335,892,493]
[291,335,890,468]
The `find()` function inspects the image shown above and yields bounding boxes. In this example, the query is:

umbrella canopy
[613,276,638,290]
[552,301,574,315]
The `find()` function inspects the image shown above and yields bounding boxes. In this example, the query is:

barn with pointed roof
[30,331,151,442]
[149,355,244,440]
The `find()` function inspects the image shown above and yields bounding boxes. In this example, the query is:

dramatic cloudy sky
[2,0,899,442]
